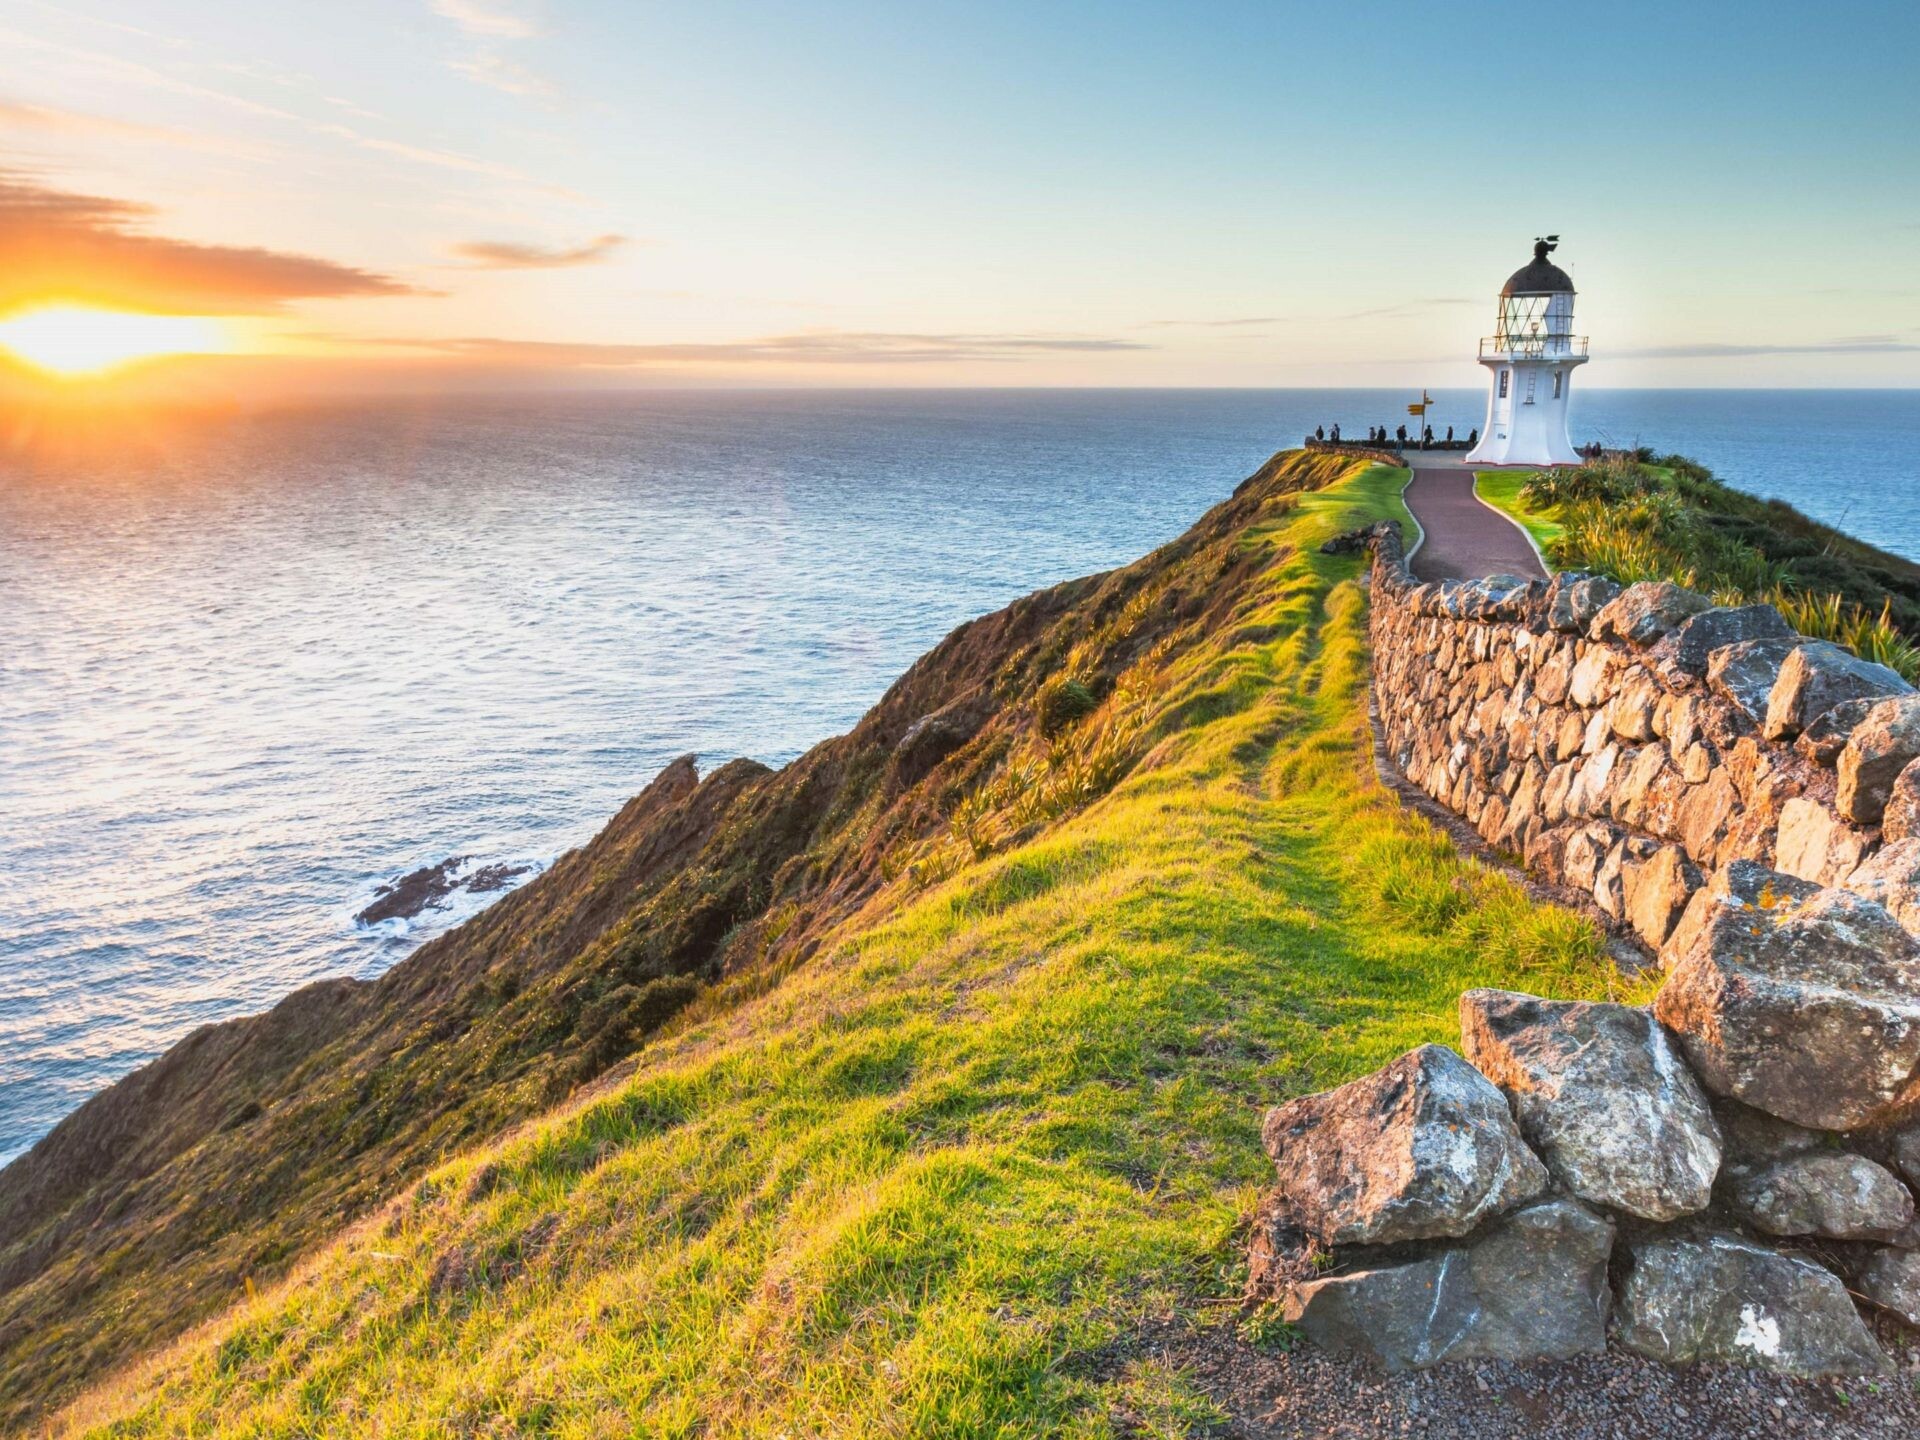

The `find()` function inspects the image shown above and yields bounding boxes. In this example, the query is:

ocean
[3,387,1917,1164]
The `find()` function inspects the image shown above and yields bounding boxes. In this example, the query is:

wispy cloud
[1,27,570,198]
[1139,316,1282,329]
[430,0,539,40]
[1142,298,1472,329]
[1612,339,1920,359]
[0,172,424,314]
[429,1,552,98]
[338,330,1152,367]
[449,53,553,98]
[451,234,626,268]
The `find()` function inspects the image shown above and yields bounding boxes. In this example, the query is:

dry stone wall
[1244,522,1920,1378]
[1338,520,1920,955]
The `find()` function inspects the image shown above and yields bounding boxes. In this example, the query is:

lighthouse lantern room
[1465,236,1589,467]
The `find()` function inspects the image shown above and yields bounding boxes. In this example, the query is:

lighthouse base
[1466,356,1586,468]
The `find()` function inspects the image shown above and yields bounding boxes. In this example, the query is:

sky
[1,0,1917,397]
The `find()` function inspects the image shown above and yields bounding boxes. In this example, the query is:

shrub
[1035,675,1100,738]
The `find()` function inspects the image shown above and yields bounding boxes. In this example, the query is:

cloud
[0,173,423,315]
[339,329,1153,367]
[448,53,554,97]
[1612,339,1920,359]
[1142,299,1473,329]
[430,0,539,39]
[1139,316,1282,329]
[450,234,626,268]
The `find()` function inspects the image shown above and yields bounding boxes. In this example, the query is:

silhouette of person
[1446,425,1454,443]
[1468,427,1479,446]
[1331,423,1341,442]
[1316,425,1324,441]
[1396,424,1407,444]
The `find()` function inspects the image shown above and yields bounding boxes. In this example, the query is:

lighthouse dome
[1501,238,1574,296]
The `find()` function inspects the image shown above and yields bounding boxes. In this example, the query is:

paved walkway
[1403,460,1546,583]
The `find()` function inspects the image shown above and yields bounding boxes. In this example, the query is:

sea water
[3,387,1916,1163]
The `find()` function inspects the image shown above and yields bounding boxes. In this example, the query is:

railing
[1480,334,1588,360]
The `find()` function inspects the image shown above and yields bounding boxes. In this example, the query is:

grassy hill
[19,453,1629,1437]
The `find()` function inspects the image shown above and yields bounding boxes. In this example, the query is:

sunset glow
[0,308,228,377]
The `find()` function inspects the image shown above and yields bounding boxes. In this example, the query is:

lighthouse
[1465,236,1589,467]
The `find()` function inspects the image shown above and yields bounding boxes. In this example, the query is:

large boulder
[1592,581,1711,648]
[1613,1234,1888,1375]
[1653,885,1920,1130]
[1857,1247,1920,1326]
[1546,573,1621,635]
[1459,990,1720,1221]
[1724,1151,1915,1240]
[1763,641,1911,742]
[1707,638,1799,724]
[1838,694,1920,824]
[1886,758,1920,844]
[1650,604,1795,679]
[1282,1199,1612,1370]
[1260,1045,1548,1247]
[1842,837,1920,938]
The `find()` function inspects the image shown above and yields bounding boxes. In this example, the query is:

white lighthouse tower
[1465,236,1588,467]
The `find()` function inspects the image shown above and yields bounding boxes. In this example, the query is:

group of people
[1313,423,1478,450]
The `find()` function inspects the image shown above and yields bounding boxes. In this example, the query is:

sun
[0,305,230,377]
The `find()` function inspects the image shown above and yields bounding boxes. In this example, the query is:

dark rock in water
[1282,1198,1614,1370]
[356,856,532,925]
[1261,1044,1547,1248]
[463,862,531,895]
[1614,1233,1888,1375]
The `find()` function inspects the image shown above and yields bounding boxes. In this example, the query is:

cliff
[12,448,1543,1431]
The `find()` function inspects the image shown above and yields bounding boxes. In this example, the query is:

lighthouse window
[1553,371,1564,398]
[1497,369,1509,398]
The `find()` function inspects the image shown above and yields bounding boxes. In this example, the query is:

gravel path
[1403,466,1546,583]
[1124,1317,1920,1439]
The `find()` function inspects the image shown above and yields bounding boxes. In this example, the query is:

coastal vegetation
[1480,454,1920,681]
[20,453,1630,1437]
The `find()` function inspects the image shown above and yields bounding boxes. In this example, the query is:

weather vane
[1534,234,1560,261]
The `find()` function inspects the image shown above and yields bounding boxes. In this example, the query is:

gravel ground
[1129,1316,1920,1439]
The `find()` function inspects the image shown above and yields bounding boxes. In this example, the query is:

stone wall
[1337,519,1920,956]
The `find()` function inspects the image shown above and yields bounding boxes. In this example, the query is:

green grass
[59,459,1625,1440]
[1474,470,1563,561]
[1489,454,1920,681]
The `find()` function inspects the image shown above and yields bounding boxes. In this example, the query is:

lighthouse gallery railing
[1480,334,1589,360]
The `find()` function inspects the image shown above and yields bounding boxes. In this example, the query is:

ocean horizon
[4,384,1918,1165]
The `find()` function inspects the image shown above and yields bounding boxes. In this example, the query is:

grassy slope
[1474,470,1562,559]
[58,459,1627,1439]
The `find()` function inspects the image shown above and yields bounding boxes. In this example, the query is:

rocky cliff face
[0,447,1354,1431]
